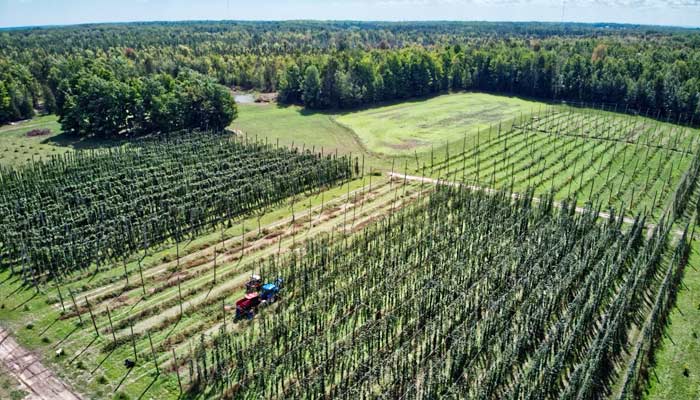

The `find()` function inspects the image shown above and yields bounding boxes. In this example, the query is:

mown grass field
[0,114,127,168]
[228,103,394,168]
[334,92,541,155]
[0,115,66,167]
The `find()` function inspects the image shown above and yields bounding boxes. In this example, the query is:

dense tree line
[278,42,700,123]
[0,58,39,123]
[1,21,699,128]
[1,21,689,56]
[55,67,236,136]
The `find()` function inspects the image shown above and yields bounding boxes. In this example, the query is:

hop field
[182,186,691,399]
[0,132,354,280]
[0,154,421,398]
[0,102,699,399]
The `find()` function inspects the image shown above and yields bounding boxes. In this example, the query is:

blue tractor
[260,278,283,304]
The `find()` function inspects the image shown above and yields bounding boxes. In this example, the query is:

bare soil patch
[0,327,82,400]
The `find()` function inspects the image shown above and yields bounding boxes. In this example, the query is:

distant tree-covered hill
[1,21,698,131]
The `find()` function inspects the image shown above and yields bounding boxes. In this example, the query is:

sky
[0,0,699,28]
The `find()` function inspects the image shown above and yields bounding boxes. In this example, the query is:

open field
[230,94,554,170]
[228,104,392,168]
[0,115,66,167]
[0,114,128,168]
[335,92,541,155]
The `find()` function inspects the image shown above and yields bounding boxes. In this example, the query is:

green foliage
[278,64,302,104]
[1,21,699,125]
[302,65,321,109]
[58,70,236,137]
[0,58,36,124]
[0,133,353,279]
[183,184,689,398]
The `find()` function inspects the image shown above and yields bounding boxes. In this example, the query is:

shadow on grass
[203,283,214,301]
[114,366,133,394]
[53,324,81,349]
[10,290,37,311]
[128,296,144,313]
[69,334,98,364]
[274,92,449,117]
[163,316,181,341]
[39,317,59,336]
[3,283,24,301]
[0,273,21,286]
[92,346,116,374]
[137,373,159,400]
[41,131,128,151]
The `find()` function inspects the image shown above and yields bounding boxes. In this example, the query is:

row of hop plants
[0,131,356,283]
[174,182,686,399]
[617,222,692,400]
[437,106,698,221]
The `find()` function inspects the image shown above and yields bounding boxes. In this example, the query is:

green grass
[0,114,128,168]
[645,239,700,400]
[334,92,541,156]
[0,115,67,167]
[229,103,391,165]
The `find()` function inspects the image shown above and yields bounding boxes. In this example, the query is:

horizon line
[1,18,699,31]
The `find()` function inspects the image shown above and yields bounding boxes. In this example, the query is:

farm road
[0,327,82,400]
[388,172,684,238]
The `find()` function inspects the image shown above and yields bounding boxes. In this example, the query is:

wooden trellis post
[85,296,99,336]
[148,331,159,375]
[69,288,82,325]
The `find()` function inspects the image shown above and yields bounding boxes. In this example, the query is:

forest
[1,21,699,135]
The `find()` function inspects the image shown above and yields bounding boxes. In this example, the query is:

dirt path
[388,172,683,238]
[0,327,82,400]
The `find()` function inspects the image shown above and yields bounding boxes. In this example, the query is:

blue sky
[1,0,699,28]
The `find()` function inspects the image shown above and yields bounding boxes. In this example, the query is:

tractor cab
[260,278,283,303]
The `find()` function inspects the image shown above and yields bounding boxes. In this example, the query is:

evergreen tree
[302,65,322,109]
